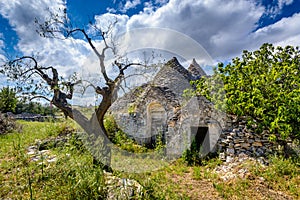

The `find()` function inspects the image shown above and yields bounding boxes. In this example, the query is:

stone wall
[217,116,276,162]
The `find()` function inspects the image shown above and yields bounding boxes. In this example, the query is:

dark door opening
[191,126,209,151]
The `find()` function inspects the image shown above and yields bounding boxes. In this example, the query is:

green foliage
[103,114,119,139]
[1,121,299,199]
[182,140,202,166]
[187,68,226,111]
[190,43,300,141]
[127,103,136,115]
[0,86,17,113]
[112,130,148,153]
[154,133,165,152]
[15,101,58,115]
[251,156,300,197]
[104,114,148,153]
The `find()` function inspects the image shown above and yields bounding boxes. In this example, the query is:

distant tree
[0,86,18,113]
[15,100,57,115]
[191,43,300,141]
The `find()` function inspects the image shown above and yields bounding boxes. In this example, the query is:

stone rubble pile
[26,144,57,163]
[214,154,266,181]
[104,172,144,200]
[217,117,276,163]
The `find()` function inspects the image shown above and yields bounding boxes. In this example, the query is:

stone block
[241,143,250,149]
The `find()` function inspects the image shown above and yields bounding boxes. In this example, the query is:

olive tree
[0,9,147,168]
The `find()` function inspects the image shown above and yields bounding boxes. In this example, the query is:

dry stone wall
[217,116,276,162]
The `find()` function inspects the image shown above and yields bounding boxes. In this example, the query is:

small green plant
[182,140,202,166]
[104,114,119,139]
[127,103,136,115]
[154,132,165,153]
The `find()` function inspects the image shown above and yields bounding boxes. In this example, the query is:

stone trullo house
[110,57,226,158]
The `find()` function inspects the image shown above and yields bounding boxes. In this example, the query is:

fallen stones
[104,172,144,199]
[26,145,57,163]
[217,120,277,161]
[214,155,266,181]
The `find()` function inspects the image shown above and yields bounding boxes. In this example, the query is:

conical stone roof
[188,58,206,79]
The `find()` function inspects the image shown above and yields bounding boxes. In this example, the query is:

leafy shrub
[190,43,300,142]
[103,114,119,139]
[0,86,17,113]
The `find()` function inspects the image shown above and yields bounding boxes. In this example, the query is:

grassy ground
[0,121,299,199]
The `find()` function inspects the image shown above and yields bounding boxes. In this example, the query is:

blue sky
[1,0,300,76]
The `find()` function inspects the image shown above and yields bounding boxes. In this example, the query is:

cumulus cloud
[120,0,141,13]
[0,0,94,77]
[98,0,265,60]
[251,13,300,47]
[95,0,300,62]
[1,0,300,77]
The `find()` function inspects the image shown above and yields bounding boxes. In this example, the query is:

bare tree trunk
[52,95,112,170]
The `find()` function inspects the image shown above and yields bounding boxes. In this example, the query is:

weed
[182,139,202,166]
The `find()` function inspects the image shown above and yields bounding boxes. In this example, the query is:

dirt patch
[163,160,295,200]
[167,168,222,200]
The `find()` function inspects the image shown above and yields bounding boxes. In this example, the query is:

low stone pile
[214,154,265,181]
[27,144,58,163]
[217,118,276,163]
[104,172,144,200]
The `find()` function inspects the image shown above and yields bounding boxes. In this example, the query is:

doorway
[191,126,209,151]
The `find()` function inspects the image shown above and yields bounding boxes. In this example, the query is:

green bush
[190,43,300,142]
[0,86,17,113]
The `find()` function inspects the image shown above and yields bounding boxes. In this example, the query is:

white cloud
[121,0,141,13]
[0,33,6,64]
[106,7,117,13]
[119,0,265,60]
[265,0,294,18]
[278,0,294,8]
[0,0,94,77]
[2,0,300,79]
[252,13,300,47]
[95,0,300,62]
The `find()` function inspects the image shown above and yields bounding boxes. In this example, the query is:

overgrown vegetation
[182,140,202,166]
[0,86,58,115]
[0,120,106,199]
[1,121,299,199]
[104,114,160,153]
[0,86,17,113]
[189,43,300,142]
[15,101,58,116]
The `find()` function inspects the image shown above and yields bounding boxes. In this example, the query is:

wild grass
[0,120,106,199]
[0,120,299,199]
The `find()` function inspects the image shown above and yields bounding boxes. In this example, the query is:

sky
[0,0,300,84]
